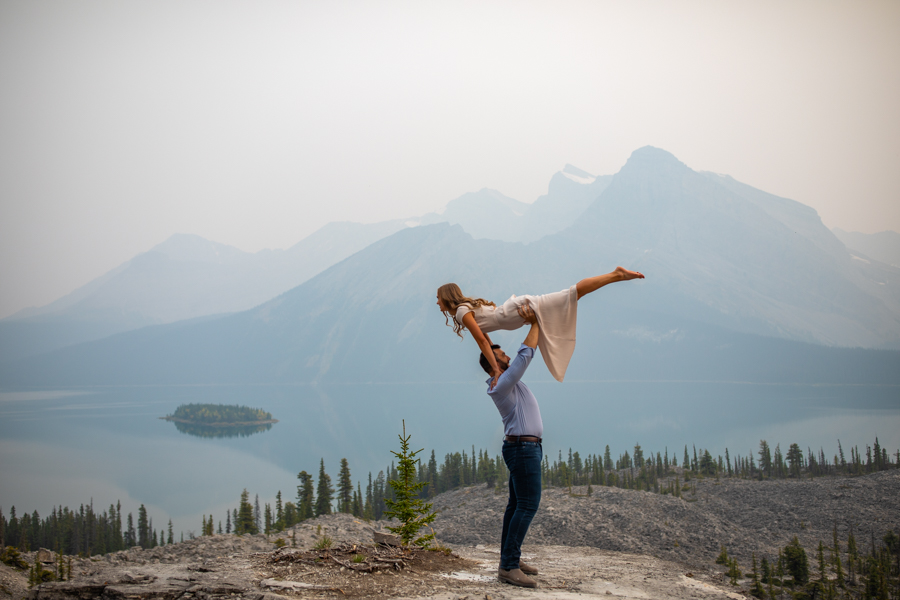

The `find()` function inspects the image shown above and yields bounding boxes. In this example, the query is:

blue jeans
[500,440,542,570]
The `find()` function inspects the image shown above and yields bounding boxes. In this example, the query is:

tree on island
[165,403,273,424]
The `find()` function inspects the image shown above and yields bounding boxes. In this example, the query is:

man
[481,304,543,588]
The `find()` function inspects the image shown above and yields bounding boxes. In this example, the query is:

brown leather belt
[505,435,542,443]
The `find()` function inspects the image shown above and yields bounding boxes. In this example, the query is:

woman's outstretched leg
[575,266,644,300]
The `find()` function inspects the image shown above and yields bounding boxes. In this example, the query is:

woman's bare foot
[615,266,645,280]
[576,268,645,298]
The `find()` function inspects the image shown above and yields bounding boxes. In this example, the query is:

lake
[1,380,897,538]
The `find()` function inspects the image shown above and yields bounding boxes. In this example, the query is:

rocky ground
[5,470,898,600]
[431,469,900,567]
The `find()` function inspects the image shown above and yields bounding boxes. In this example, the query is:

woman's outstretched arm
[461,312,501,389]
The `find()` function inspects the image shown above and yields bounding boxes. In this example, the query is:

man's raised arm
[488,305,540,398]
[520,304,539,349]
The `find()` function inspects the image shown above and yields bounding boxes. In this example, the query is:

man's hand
[517,304,537,324]
[519,304,539,349]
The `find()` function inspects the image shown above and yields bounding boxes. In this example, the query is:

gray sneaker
[498,568,538,588]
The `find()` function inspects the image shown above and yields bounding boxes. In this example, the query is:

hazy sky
[1,0,898,319]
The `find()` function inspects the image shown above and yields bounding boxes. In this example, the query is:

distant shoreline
[160,416,279,427]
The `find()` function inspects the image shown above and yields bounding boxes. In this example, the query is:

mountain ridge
[0,165,606,362]
[2,147,898,385]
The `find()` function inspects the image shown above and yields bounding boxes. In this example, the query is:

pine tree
[137,505,149,548]
[253,495,261,533]
[115,501,123,549]
[237,489,256,534]
[777,549,785,588]
[56,542,65,580]
[816,541,827,589]
[167,519,174,545]
[758,440,772,477]
[353,483,363,517]
[699,449,716,476]
[383,421,436,547]
[283,502,297,528]
[428,451,438,496]
[787,444,803,478]
[364,472,375,519]
[837,440,846,471]
[874,437,883,470]
[847,530,859,585]
[315,459,334,517]
[784,536,809,586]
[126,513,135,547]
[727,558,742,585]
[373,471,386,520]
[750,554,766,598]
[337,459,353,513]
[832,524,844,587]
[275,491,284,531]
[297,471,315,521]
[632,444,643,470]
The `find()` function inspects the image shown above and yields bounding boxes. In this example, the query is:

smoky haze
[1,0,899,319]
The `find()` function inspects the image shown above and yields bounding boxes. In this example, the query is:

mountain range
[2,146,898,387]
[0,165,610,363]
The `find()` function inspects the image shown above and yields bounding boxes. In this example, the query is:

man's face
[492,347,511,372]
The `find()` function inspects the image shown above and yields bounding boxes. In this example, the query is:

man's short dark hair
[479,344,501,374]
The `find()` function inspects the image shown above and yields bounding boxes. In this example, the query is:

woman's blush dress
[455,286,578,382]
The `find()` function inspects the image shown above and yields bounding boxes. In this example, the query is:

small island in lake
[161,403,278,439]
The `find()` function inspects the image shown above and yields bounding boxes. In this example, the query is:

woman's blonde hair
[437,283,496,338]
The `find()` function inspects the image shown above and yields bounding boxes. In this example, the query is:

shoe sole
[498,574,537,588]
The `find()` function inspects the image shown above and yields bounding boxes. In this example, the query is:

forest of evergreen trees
[2,434,897,597]
[0,501,175,558]
[717,528,899,600]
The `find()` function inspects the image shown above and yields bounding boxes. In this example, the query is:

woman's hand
[462,311,502,389]
[490,370,501,391]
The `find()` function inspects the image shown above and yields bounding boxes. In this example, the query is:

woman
[436,267,644,387]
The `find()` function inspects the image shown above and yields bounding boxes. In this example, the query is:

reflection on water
[0,381,897,537]
[171,420,274,438]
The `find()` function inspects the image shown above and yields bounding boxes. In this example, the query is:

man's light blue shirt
[487,344,543,438]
